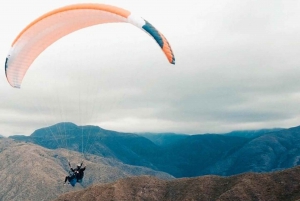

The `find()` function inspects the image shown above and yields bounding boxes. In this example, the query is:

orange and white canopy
[5,3,175,88]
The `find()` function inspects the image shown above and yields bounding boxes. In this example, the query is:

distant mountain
[9,123,250,177]
[10,122,165,169]
[0,138,173,201]
[10,122,300,178]
[155,134,250,177]
[204,125,300,176]
[139,128,285,146]
[54,165,300,201]
[137,133,188,146]
[136,127,300,177]
[225,128,284,138]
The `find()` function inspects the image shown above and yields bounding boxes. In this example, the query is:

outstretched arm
[68,161,75,172]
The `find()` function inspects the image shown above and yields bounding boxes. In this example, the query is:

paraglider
[64,161,86,186]
[4,3,175,88]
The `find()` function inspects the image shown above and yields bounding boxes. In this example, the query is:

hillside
[224,128,284,138]
[54,165,300,201]
[203,125,300,175]
[0,138,173,201]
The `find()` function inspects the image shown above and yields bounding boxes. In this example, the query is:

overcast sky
[1,0,300,136]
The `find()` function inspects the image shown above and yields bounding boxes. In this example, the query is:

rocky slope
[54,165,300,201]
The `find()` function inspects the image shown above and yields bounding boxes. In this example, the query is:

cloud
[1,0,300,136]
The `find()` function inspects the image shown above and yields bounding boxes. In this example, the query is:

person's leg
[64,176,70,184]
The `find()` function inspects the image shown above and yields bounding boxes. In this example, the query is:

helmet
[77,164,81,168]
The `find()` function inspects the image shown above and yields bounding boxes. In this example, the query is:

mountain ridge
[9,122,300,178]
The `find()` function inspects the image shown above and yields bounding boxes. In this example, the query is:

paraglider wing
[5,3,175,88]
